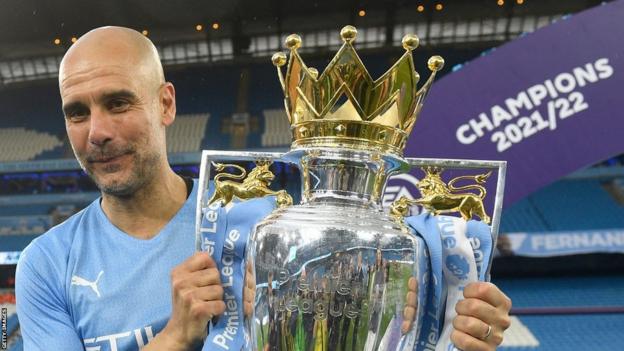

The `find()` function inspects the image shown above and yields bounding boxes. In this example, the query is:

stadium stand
[169,65,240,149]
[0,82,66,162]
[500,178,624,232]
[2,235,40,251]
[0,48,486,159]
[261,109,291,147]
[0,128,63,162]
[0,204,52,216]
[500,314,624,350]
[166,113,210,153]
[494,275,624,350]
[529,179,624,231]
[500,197,550,232]
[0,215,50,235]
[496,276,624,309]
[0,64,239,159]
[0,204,54,253]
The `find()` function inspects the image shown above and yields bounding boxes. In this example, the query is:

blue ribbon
[405,214,445,351]
[405,215,494,351]
[200,194,277,351]
[465,221,493,281]
[199,198,227,268]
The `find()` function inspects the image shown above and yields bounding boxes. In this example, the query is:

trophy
[196,25,506,351]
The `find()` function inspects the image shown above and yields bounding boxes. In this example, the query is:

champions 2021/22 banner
[387,0,623,208]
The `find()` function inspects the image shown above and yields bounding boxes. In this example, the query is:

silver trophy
[196,25,506,351]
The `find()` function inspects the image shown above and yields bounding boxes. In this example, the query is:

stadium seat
[261,109,291,147]
[166,113,210,153]
[0,215,51,235]
[499,314,624,351]
[494,276,624,308]
[496,276,624,350]
[500,197,551,232]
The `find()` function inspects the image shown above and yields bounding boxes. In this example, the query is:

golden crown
[272,25,444,157]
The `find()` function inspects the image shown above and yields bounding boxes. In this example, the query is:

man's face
[60,62,163,196]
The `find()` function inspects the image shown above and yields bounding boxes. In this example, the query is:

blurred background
[1,0,623,350]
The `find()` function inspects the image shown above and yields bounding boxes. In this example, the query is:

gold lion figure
[208,161,293,207]
[390,167,492,224]
[415,167,491,224]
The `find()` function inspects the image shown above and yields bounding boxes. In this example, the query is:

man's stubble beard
[83,148,162,198]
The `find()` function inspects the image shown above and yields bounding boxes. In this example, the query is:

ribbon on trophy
[199,190,493,351]
[199,187,277,351]
[405,215,445,351]
[406,214,493,351]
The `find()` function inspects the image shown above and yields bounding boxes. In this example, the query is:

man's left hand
[452,282,512,351]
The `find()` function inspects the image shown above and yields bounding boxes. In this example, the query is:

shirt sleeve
[15,243,85,350]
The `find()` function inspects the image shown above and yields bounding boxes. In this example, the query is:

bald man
[16,27,224,351]
[15,27,511,351]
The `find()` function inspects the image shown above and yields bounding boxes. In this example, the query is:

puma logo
[71,271,104,298]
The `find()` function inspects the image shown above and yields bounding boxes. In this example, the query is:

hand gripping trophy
[197,25,506,351]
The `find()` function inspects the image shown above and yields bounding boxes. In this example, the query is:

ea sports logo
[383,173,420,209]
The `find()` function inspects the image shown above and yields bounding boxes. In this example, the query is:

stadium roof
[0,0,604,59]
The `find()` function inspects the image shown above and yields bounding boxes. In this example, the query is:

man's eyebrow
[62,90,139,116]
[99,89,139,103]
[62,101,88,116]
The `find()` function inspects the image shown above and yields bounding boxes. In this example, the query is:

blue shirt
[15,180,199,351]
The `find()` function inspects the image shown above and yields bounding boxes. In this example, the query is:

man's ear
[160,82,176,127]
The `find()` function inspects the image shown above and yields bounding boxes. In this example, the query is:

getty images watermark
[2,307,7,349]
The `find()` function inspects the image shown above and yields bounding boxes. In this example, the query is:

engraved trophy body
[197,25,506,351]
[248,149,427,351]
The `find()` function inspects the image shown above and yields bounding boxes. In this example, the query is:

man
[15,26,511,351]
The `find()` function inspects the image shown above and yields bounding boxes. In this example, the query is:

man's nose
[87,109,114,146]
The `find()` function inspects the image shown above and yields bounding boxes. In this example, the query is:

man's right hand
[146,252,225,351]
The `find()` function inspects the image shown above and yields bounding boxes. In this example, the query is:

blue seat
[531,179,624,231]
[500,197,550,232]
[500,178,624,233]
[499,314,624,351]
[493,276,624,308]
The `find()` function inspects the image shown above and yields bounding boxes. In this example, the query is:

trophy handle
[207,160,293,208]
[390,167,492,224]
[400,157,507,281]
[195,150,290,251]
